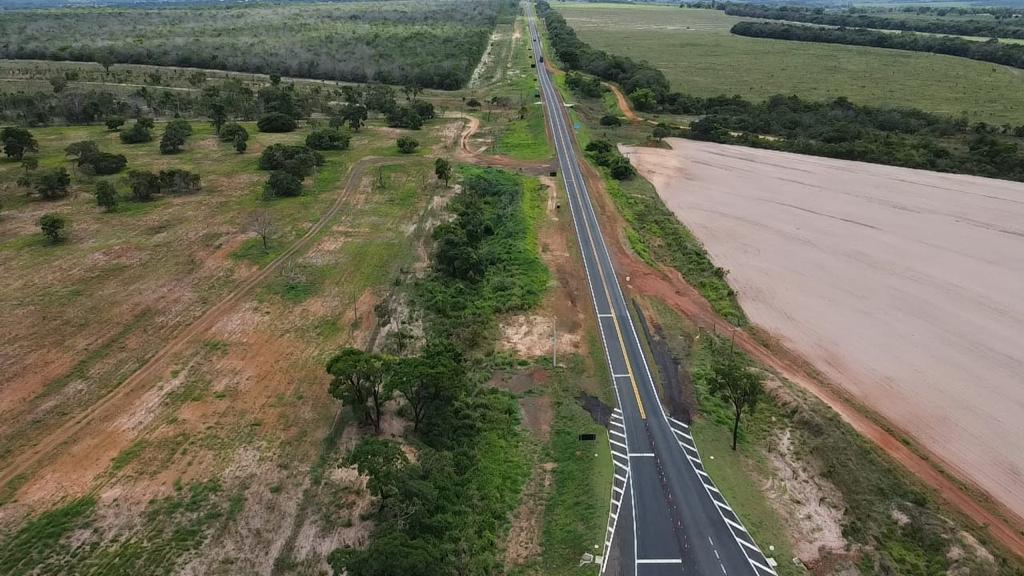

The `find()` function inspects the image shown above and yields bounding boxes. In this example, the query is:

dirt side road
[621,138,1024,554]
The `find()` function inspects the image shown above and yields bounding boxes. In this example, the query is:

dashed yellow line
[534,30,646,419]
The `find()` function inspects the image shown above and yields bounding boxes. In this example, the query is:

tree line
[326,168,546,575]
[540,2,1024,182]
[718,3,1024,40]
[730,21,1024,70]
[0,0,507,90]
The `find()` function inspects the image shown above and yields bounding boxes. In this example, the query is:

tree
[326,348,388,433]
[257,112,297,133]
[2,127,39,161]
[306,128,350,151]
[158,169,201,194]
[608,156,635,180]
[208,102,227,134]
[234,133,247,154]
[340,103,368,131]
[347,438,408,501]
[652,125,671,142]
[694,338,765,450]
[119,122,153,144]
[629,88,657,112]
[95,180,118,211]
[396,137,419,154]
[96,51,115,74]
[220,122,248,143]
[21,157,39,172]
[39,213,68,243]
[127,170,160,201]
[160,119,192,154]
[386,106,424,130]
[65,141,99,162]
[34,168,71,200]
[390,343,465,431]
[466,98,481,109]
[49,75,68,94]
[247,210,276,250]
[434,158,452,186]
[600,114,622,127]
[263,170,302,199]
[258,144,323,179]
[105,117,126,131]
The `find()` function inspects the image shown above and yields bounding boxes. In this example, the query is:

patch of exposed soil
[763,429,848,564]
[504,462,556,567]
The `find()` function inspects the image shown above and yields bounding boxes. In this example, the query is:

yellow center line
[537,35,646,419]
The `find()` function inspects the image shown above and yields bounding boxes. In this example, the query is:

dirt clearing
[623,138,1024,523]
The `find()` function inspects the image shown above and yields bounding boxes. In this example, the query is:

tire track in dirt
[602,81,640,123]
[0,156,398,491]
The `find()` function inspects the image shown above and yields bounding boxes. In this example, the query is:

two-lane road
[525,6,778,576]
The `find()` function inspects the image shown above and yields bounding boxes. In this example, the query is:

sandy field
[622,139,1024,520]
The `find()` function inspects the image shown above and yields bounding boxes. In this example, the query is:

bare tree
[247,210,276,250]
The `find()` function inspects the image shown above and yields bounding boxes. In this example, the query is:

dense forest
[538,1,1024,182]
[0,0,508,89]
[731,21,1024,69]
[720,3,1024,39]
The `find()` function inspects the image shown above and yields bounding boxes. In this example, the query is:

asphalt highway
[525,6,779,576]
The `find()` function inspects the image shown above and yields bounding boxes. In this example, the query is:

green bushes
[159,118,192,154]
[264,171,303,199]
[258,144,323,178]
[38,213,68,243]
[119,120,153,144]
[396,137,419,154]
[257,113,297,133]
[1,126,37,160]
[33,167,71,200]
[584,139,634,180]
[306,128,350,151]
[731,21,1024,70]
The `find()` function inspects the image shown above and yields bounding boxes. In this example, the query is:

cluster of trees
[0,90,133,127]
[327,167,540,576]
[718,3,1024,39]
[538,0,671,111]
[565,71,605,98]
[0,0,504,89]
[730,21,1024,71]
[258,144,324,198]
[125,168,202,201]
[120,117,156,144]
[584,139,635,180]
[684,94,1024,181]
[65,141,127,175]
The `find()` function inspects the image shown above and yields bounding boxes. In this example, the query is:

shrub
[306,128,350,151]
[160,118,192,154]
[466,98,481,108]
[234,134,247,154]
[608,156,635,180]
[39,213,68,243]
[34,168,71,200]
[411,99,435,120]
[159,169,201,194]
[386,106,424,130]
[258,144,323,179]
[257,113,297,133]
[1,126,39,160]
[220,122,248,143]
[86,152,128,175]
[105,117,125,131]
[600,114,622,127]
[127,170,160,201]
[264,170,303,198]
[396,137,419,154]
[120,122,153,144]
[95,180,117,211]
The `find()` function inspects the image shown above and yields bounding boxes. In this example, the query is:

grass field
[0,115,456,573]
[555,3,1024,124]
